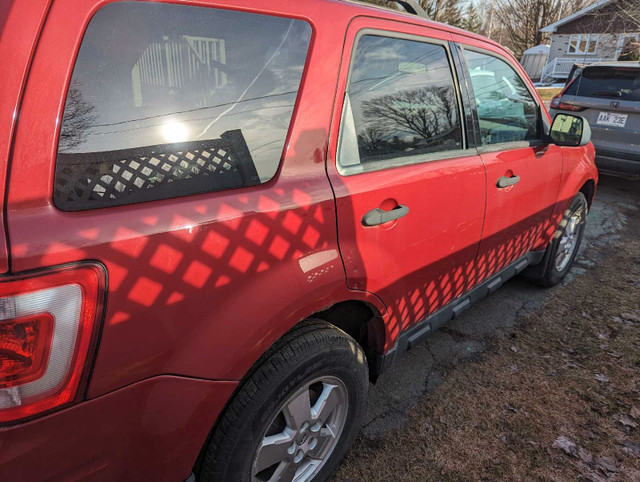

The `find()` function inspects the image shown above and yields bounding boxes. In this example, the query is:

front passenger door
[460,47,563,280]
[328,21,486,342]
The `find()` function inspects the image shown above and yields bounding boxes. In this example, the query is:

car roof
[584,61,640,70]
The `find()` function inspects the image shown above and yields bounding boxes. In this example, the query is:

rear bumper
[595,149,640,176]
[0,376,237,481]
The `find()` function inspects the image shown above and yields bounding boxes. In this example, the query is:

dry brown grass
[536,87,563,101]
[336,210,640,481]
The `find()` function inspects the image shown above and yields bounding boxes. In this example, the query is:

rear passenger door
[456,43,563,279]
[328,19,486,339]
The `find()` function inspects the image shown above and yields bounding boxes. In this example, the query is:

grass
[336,206,640,480]
[536,87,563,101]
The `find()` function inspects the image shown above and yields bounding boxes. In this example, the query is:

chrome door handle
[497,175,520,188]
[362,205,409,227]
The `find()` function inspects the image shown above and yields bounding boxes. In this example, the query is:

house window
[567,34,598,55]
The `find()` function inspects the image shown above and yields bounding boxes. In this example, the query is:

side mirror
[549,113,591,147]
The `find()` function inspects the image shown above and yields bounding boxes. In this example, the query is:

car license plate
[596,111,628,127]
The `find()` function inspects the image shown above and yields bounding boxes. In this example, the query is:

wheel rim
[251,376,349,482]
[555,210,583,272]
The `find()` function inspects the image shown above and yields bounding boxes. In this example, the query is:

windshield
[565,66,640,101]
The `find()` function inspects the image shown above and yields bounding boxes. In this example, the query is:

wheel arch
[312,299,386,382]
[579,178,596,209]
[191,297,385,478]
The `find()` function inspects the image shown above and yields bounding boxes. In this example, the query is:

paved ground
[360,174,639,438]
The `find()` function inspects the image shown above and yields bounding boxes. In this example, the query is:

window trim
[449,41,479,149]
[567,34,599,56]
[336,28,470,177]
[459,44,548,153]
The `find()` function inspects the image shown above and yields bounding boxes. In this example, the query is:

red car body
[0,0,597,480]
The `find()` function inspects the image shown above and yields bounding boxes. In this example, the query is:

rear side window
[54,2,311,211]
[338,35,463,173]
[464,50,540,146]
[565,67,640,102]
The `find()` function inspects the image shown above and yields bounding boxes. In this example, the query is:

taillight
[0,314,54,389]
[550,76,585,112]
[550,97,586,112]
[0,264,105,424]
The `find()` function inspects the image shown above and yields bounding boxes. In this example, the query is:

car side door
[454,40,563,281]
[328,18,486,347]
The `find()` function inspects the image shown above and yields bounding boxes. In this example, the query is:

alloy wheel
[555,210,583,271]
[251,376,349,482]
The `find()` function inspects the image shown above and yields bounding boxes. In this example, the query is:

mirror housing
[549,113,591,147]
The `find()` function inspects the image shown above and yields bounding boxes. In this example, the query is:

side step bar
[376,250,545,375]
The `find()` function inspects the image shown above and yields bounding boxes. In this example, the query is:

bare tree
[461,2,483,34]
[59,81,97,152]
[356,0,465,27]
[421,0,463,27]
[612,0,640,24]
[603,0,640,60]
[361,86,457,142]
[495,0,595,58]
[358,125,386,152]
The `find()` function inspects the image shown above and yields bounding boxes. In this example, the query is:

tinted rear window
[55,2,311,211]
[565,67,640,101]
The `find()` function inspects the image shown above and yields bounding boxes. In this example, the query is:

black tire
[199,319,368,482]
[526,192,588,287]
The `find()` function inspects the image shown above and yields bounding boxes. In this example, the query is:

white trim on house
[541,57,603,80]
[567,34,599,55]
[540,0,614,33]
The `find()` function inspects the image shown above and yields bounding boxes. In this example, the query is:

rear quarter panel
[0,0,53,273]
[6,0,386,398]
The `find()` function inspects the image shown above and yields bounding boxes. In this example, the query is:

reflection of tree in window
[343,35,463,165]
[358,86,460,160]
[358,125,385,153]
[59,81,97,152]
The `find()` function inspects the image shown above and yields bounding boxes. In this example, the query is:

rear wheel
[528,192,588,287]
[200,320,368,482]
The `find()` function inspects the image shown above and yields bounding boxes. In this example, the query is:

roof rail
[391,1,430,19]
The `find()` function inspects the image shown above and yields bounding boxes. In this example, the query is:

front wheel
[529,192,588,287]
[199,320,368,482]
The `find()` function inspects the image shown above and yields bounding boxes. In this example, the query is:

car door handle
[362,205,410,227]
[496,175,520,188]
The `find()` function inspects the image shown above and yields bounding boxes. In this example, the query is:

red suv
[1,1,597,480]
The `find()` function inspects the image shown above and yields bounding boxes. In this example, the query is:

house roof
[523,44,550,55]
[540,0,615,33]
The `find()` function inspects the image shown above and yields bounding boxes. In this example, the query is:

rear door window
[565,67,640,101]
[55,2,311,211]
[338,34,464,173]
[463,49,540,146]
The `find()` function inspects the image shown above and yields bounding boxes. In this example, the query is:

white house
[539,0,640,82]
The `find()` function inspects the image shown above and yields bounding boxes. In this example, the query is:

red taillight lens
[0,314,54,389]
[0,264,105,424]
[550,97,586,112]
[550,76,585,112]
